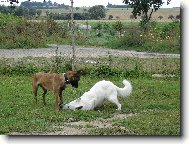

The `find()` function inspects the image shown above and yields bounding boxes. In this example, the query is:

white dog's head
[59,98,83,110]
[59,103,70,109]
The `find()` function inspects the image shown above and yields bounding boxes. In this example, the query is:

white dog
[60,79,132,110]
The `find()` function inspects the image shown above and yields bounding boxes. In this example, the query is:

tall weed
[0,13,47,49]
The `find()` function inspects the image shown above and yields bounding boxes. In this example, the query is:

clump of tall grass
[0,13,70,49]
[0,53,180,79]
[0,13,47,49]
[0,12,180,54]
[105,21,180,54]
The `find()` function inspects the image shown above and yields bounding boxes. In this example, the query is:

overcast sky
[17,0,180,8]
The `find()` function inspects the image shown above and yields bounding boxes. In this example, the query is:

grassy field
[0,75,180,135]
[0,6,180,135]
[105,8,180,22]
[0,56,180,135]
[0,12,180,54]
[47,20,180,54]
[40,7,180,22]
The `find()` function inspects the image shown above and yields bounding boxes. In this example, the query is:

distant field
[40,7,180,22]
[41,8,70,16]
[105,8,180,22]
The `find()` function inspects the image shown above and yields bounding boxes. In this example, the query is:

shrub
[93,22,103,30]
[0,13,47,49]
[108,15,113,20]
[160,21,180,39]
[112,21,124,36]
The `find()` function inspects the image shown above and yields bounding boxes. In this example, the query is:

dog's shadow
[94,101,119,111]
[95,97,126,111]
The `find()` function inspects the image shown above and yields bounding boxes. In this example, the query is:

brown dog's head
[65,70,82,88]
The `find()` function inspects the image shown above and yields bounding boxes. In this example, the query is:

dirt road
[0,45,180,59]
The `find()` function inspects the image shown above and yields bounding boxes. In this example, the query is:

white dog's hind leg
[107,95,122,110]
[116,103,121,111]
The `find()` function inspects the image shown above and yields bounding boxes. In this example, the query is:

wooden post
[70,0,76,71]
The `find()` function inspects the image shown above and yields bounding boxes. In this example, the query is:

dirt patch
[9,113,136,135]
[54,112,136,135]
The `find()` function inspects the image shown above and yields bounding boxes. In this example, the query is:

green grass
[0,74,180,135]
[112,111,180,135]
[64,21,180,54]
[40,8,87,16]
[0,56,180,135]
[89,110,180,135]
[0,56,180,77]
[0,13,180,54]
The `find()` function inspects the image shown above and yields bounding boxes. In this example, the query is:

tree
[168,14,175,20]
[46,11,50,17]
[88,5,106,20]
[176,14,180,20]
[116,16,120,20]
[83,8,87,12]
[158,15,163,20]
[9,0,19,5]
[14,6,28,17]
[93,22,103,30]
[20,1,32,8]
[28,7,37,17]
[123,0,172,26]
[112,21,124,36]
[130,14,135,20]
[36,9,42,17]
[47,0,53,7]
[0,5,11,14]
[108,15,113,20]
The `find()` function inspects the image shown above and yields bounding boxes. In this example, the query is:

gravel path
[0,45,180,59]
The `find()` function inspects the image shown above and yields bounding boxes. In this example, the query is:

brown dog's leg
[42,87,47,106]
[54,89,59,112]
[34,86,38,105]
[32,78,38,106]
[59,90,63,105]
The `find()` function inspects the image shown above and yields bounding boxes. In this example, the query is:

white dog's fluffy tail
[116,80,132,98]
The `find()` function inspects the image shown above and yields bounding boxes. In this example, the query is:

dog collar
[64,73,70,84]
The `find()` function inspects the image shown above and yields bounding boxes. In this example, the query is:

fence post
[70,0,76,71]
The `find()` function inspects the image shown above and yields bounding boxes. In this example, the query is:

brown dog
[32,70,82,111]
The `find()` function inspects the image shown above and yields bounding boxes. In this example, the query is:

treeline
[48,5,106,20]
[48,12,90,20]
[106,2,130,8]
[0,5,42,18]
[0,4,106,20]
[20,0,69,9]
